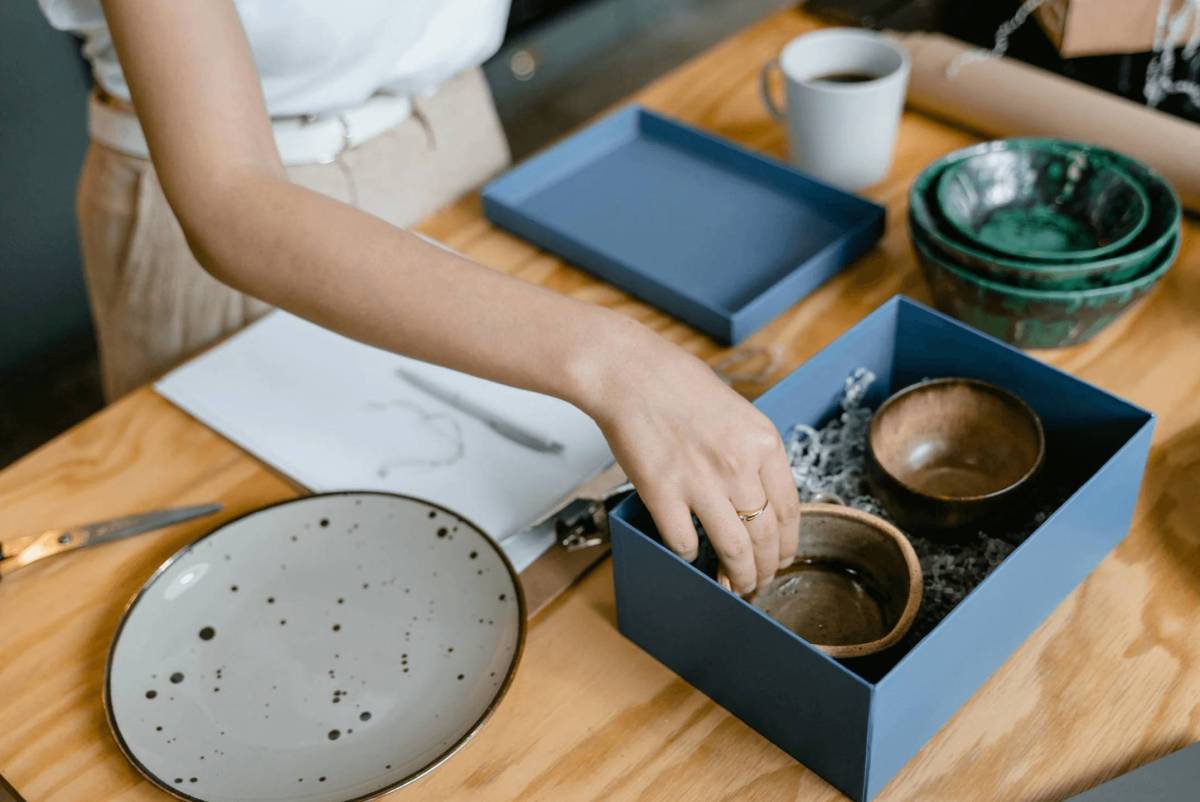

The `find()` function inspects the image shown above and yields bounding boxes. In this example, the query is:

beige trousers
[77,68,510,401]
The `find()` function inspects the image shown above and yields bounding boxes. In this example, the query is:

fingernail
[763,573,776,586]
[738,583,756,596]
[780,557,794,569]
[683,551,699,563]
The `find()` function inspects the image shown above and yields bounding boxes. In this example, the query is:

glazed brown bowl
[747,503,923,658]
[867,378,1045,533]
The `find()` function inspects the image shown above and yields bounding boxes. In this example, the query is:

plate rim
[102,490,528,802]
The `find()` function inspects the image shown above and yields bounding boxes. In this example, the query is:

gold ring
[735,500,769,523]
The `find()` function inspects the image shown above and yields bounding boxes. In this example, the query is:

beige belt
[88,89,414,167]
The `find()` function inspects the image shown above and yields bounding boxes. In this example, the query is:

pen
[395,368,565,455]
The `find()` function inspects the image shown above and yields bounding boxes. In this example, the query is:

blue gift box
[609,296,1155,801]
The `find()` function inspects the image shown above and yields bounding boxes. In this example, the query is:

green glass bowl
[936,145,1150,262]
[911,220,1179,349]
[910,139,1181,291]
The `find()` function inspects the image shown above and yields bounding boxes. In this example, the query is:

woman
[40,0,800,595]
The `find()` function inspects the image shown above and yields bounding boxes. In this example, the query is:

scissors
[0,503,221,582]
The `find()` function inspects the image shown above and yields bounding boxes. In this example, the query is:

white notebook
[156,311,613,572]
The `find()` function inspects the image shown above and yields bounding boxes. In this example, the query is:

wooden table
[3,9,1198,802]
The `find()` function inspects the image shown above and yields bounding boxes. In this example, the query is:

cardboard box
[1035,0,1187,57]
[609,296,1155,801]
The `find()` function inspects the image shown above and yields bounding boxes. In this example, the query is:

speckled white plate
[105,492,525,802]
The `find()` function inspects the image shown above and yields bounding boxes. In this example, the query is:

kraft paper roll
[892,32,1200,214]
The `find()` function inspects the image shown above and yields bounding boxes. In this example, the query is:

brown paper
[894,32,1200,213]
[520,543,610,618]
[1036,0,1179,57]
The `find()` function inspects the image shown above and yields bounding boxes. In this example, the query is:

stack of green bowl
[909,138,1182,349]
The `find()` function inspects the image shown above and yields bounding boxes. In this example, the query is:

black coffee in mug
[812,71,878,84]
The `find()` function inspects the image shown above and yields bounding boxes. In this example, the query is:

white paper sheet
[156,311,613,572]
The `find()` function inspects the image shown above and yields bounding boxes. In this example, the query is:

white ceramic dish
[105,492,525,802]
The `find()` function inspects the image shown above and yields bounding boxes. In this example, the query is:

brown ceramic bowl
[867,378,1045,533]
[747,503,923,659]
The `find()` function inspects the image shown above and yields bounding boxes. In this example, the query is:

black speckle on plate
[170,672,184,684]
[328,729,340,740]
[230,585,239,592]
[320,518,330,528]
[332,624,341,632]
[198,626,216,641]
[457,674,464,681]
[267,596,275,604]
[436,527,448,538]
[156,725,163,732]
[145,690,157,699]
[360,711,371,721]
[427,510,436,519]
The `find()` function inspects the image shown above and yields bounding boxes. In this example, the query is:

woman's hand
[577,318,801,595]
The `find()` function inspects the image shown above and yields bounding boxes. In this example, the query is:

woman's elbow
[164,170,272,293]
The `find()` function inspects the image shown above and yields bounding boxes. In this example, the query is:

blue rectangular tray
[482,106,885,344]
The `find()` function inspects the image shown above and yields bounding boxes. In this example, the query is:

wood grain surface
[2,9,1198,801]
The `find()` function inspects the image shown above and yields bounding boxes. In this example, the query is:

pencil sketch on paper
[366,399,466,476]
[155,311,615,562]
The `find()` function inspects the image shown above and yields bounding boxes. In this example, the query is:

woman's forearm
[101,0,800,595]
[181,169,636,417]
[100,0,631,418]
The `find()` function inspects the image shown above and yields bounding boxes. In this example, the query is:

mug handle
[759,59,786,122]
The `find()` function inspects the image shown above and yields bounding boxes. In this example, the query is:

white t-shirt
[40,0,511,117]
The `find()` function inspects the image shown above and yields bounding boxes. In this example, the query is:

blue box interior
[610,296,1154,800]
[482,105,885,344]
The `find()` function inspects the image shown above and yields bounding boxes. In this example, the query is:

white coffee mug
[760,28,910,191]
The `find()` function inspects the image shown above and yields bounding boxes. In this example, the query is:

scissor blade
[81,503,223,547]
